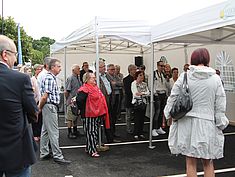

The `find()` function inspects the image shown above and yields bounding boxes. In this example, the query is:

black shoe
[68,133,77,139]
[40,154,52,160]
[127,130,133,134]
[73,131,80,137]
[113,134,121,138]
[54,158,71,165]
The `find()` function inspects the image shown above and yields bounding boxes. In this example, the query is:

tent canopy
[51,17,151,54]
[151,0,235,45]
[149,0,235,128]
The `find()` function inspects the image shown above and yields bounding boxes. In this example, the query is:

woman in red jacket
[76,72,110,157]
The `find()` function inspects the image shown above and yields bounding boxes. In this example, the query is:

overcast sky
[3,0,226,41]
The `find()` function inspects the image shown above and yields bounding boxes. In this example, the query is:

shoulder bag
[170,72,193,120]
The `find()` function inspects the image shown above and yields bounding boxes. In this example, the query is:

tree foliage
[0,16,55,65]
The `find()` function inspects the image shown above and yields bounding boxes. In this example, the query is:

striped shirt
[41,72,60,105]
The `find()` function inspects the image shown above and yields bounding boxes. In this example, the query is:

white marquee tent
[51,17,151,54]
[151,0,235,44]
[148,0,235,147]
[50,17,152,147]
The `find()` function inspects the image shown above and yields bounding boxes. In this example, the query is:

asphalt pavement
[31,114,235,177]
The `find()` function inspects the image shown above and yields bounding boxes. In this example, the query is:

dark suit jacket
[0,63,38,171]
[123,74,134,108]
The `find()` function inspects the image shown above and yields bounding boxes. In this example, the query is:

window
[216,51,235,92]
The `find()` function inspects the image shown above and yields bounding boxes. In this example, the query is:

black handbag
[170,72,193,120]
[71,105,79,116]
[133,97,146,110]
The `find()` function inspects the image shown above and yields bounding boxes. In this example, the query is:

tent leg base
[148,145,156,149]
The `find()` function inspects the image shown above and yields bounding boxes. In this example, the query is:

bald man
[0,35,38,177]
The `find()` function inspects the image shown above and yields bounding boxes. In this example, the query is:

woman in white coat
[164,48,229,177]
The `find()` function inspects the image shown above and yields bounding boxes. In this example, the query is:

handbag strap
[183,72,189,92]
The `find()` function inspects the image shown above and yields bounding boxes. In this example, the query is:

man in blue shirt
[39,58,71,165]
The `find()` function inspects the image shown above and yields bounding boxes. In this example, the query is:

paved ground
[31,114,235,177]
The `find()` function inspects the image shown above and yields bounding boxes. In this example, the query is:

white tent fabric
[151,0,235,44]
[51,17,151,53]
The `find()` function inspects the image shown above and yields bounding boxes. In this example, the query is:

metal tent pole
[64,47,67,123]
[149,42,156,149]
[94,17,102,147]
[184,45,188,64]
[1,0,3,34]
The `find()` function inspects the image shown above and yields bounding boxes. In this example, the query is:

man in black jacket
[0,35,38,177]
[123,64,137,134]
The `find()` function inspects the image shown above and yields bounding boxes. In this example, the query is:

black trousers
[110,94,121,135]
[133,105,146,136]
[32,112,42,137]
[153,93,167,129]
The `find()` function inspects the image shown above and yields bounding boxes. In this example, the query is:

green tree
[0,16,33,63]
[33,37,55,62]
[0,16,55,66]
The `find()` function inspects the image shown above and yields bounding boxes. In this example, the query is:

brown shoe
[97,145,109,152]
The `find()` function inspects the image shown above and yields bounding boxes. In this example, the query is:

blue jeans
[0,166,31,177]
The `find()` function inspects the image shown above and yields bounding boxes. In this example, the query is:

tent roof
[151,0,235,45]
[51,17,151,54]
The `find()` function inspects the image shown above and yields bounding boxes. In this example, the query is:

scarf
[79,83,110,129]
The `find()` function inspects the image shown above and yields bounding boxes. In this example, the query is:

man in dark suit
[0,35,38,177]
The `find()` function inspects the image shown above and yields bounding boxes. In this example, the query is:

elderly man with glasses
[0,35,38,177]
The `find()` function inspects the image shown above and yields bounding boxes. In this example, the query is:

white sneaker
[152,129,159,137]
[156,127,166,135]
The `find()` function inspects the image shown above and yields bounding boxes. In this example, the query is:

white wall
[53,53,144,86]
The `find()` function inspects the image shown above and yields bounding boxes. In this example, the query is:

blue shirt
[41,72,60,105]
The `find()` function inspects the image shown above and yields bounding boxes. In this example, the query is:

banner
[17,23,23,65]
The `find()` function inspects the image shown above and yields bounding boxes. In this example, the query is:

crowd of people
[0,34,229,177]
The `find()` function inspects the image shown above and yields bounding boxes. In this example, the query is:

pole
[1,0,3,34]
[17,24,23,65]
[64,47,67,123]
[149,42,156,149]
[95,17,102,147]
[184,45,188,64]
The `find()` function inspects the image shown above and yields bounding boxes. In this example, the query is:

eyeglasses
[159,65,165,67]
[5,49,18,57]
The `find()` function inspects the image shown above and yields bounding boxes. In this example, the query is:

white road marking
[59,122,150,130]
[60,139,166,149]
[60,131,235,149]
[160,167,235,177]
